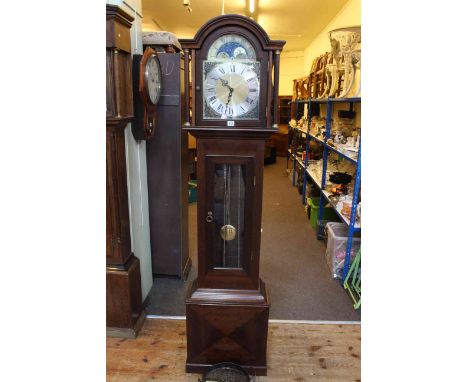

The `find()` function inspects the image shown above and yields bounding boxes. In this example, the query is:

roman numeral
[247,77,255,83]
[246,97,254,105]
[218,67,225,74]
[217,104,224,112]
[240,105,245,112]
[230,64,235,72]
[249,88,256,92]
[226,106,233,115]
[208,95,217,103]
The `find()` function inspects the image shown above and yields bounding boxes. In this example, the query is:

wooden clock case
[180,15,285,375]
[144,50,191,279]
[131,47,158,140]
[106,4,145,338]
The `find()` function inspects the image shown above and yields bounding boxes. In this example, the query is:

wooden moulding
[106,310,145,339]
[186,278,269,305]
[185,127,278,140]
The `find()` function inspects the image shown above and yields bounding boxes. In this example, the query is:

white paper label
[227,121,235,127]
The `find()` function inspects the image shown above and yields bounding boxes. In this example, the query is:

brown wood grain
[106,124,132,265]
[106,4,133,51]
[106,256,143,329]
[106,4,142,334]
[106,5,134,119]
[107,318,361,382]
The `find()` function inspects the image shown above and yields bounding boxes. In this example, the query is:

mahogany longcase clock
[180,15,285,376]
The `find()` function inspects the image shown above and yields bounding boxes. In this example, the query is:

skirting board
[106,311,146,339]
[145,314,360,325]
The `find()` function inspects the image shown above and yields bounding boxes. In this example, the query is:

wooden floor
[107,318,361,382]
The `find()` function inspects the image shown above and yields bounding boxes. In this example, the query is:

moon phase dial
[207,34,256,60]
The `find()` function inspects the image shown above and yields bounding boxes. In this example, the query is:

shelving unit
[287,98,361,281]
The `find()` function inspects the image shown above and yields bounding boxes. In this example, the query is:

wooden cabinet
[278,95,292,124]
[267,96,291,157]
[271,124,289,157]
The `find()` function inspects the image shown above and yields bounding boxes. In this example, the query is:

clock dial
[203,61,260,119]
[207,34,256,60]
[144,55,162,105]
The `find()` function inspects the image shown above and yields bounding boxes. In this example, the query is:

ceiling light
[183,0,192,13]
[249,0,255,14]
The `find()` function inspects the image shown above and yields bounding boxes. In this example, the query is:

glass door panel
[212,163,246,269]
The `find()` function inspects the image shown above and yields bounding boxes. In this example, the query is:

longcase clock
[180,14,285,376]
[106,4,145,338]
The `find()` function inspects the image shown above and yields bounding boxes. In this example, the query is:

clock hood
[179,14,285,51]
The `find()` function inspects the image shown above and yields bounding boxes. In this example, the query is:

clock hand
[226,88,233,106]
[220,78,234,92]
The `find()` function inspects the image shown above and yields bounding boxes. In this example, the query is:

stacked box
[325,222,361,279]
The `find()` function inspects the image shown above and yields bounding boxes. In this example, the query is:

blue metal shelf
[287,97,361,283]
[302,130,358,164]
[289,97,361,105]
[302,165,361,230]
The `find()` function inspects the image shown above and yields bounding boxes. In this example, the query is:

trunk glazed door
[202,155,256,289]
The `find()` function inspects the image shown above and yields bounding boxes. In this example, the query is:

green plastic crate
[307,197,339,229]
[188,180,197,203]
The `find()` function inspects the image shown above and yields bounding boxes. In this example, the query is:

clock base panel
[185,279,270,376]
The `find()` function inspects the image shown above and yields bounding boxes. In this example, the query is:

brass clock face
[207,34,256,60]
[144,54,162,105]
[203,61,260,119]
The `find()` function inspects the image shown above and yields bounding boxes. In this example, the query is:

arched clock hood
[179,14,285,51]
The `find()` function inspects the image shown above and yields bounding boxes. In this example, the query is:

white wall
[278,51,304,96]
[107,0,153,300]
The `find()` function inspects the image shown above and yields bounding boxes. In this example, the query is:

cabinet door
[201,155,256,288]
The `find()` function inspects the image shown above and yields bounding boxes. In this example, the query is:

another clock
[180,15,285,376]
[144,53,162,105]
[132,47,162,140]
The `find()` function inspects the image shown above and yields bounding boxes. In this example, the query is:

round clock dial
[204,61,259,119]
[207,34,256,60]
[144,54,162,105]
